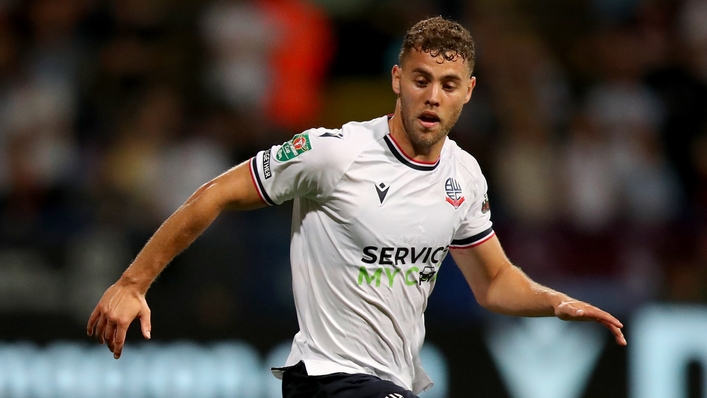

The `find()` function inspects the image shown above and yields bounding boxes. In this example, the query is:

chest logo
[375,182,390,204]
[418,265,437,284]
[445,178,465,209]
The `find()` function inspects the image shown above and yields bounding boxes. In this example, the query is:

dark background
[0,0,706,397]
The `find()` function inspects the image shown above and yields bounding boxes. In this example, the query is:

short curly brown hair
[399,16,476,75]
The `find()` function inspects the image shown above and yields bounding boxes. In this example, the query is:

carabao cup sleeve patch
[250,129,346,205]
[274,132,312,162]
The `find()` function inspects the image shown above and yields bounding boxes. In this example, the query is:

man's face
[392,49,475,150]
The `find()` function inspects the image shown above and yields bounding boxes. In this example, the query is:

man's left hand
[555,300,627,346]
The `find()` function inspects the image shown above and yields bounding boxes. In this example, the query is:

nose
[425,84,441,107]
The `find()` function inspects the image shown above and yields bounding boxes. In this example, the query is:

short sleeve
[249,129,345,205]
[450,173,494,248]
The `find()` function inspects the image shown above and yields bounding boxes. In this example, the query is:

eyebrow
[411,67,463,82]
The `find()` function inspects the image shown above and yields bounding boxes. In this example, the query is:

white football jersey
[250,115,494,393]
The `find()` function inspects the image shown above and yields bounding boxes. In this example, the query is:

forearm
[482,264,569,317]
[120,182,224,293]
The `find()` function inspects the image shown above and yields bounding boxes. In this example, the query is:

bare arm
[87,160,266,358]
[450,234,626,346]
[114,160,265,292]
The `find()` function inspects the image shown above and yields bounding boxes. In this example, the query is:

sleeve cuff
[450,228,495,249]
[249,156,275,206]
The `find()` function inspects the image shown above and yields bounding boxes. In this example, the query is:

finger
[104,321,117,352]
[87,307,101,336]
[567,305,585,318]
[580,306,624,328]
[600,320,627,346]
[113,322,128,359]
[139,307,152,340]
[558,302,622,327]
[556,302,587,320]
[95,315,108,345]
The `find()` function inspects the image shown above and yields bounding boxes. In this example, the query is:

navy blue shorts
[280,361,419,398]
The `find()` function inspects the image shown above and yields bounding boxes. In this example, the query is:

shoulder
[272,116,388,197]
[301,116,389,163]
[339,115,391,148]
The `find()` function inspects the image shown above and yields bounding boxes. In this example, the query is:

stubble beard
[399,99,463,153]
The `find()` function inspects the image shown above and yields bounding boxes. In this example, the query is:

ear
[392,65,401,96]
[464,76,476,104]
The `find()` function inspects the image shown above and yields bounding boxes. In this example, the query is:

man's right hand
[86,280,152,359]
[84,160,263,359]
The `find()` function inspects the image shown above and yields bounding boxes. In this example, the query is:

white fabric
[251,116,493,393]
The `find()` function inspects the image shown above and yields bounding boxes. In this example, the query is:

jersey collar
[383,134,440,171]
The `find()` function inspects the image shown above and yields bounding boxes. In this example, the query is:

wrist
[118,270,151,294]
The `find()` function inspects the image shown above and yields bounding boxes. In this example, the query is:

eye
[415,79,428,87]
[443,83,457,91]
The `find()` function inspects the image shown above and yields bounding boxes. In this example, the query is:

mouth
[418,111,440,129]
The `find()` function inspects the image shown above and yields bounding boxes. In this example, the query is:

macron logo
[375,182,390,204]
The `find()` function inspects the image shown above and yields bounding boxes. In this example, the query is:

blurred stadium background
[0,0,706,397]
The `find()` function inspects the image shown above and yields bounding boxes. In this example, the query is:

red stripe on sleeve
[449,231,496,249]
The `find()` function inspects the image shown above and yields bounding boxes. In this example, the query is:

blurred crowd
[457,0,707,310]
[0,0,705,340]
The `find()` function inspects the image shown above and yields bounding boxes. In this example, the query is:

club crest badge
[444,178,465,209]
[481,193,490,213]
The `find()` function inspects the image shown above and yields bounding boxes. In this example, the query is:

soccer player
[87,16,626,398]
